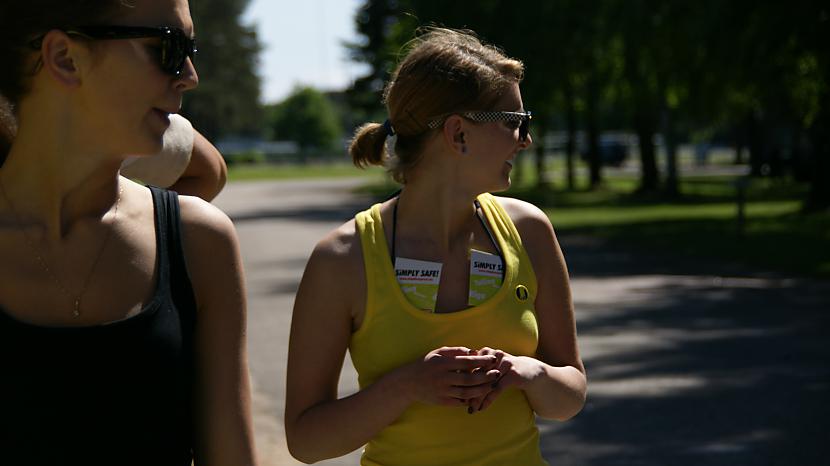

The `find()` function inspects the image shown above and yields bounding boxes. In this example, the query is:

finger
[475,348,506,370]
[436,396,468,407]
[448,369,500,387]
[444,355,498,371]
[479,383,504,412]
[434,346,473,356]
[447,384,494,400]
[466,395,482,408]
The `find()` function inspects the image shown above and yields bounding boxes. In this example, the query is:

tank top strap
[149,187,197,333]
[475,193,521,247]
[149,186,172,296]
[475,193,538,297]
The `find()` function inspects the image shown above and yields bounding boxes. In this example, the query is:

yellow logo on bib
[515,285,529,301]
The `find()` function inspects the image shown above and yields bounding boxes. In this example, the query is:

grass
[359,156,830,278]
[540,200,830,277]
[222,155,828,278]
[505,159,829,278]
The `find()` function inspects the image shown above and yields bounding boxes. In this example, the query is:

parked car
[581,135,629,166]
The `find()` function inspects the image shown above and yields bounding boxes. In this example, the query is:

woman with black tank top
[0,1,256,465]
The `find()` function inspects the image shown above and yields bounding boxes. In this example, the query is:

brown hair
[349,28,524,184]
[0,1,127,164]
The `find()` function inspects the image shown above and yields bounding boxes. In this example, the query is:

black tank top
[0,187,197,465]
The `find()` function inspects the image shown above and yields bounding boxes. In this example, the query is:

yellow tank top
[350,193,548,466]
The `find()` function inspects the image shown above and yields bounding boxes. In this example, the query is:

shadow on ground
[228,202,369,224]
[541,234,830,465]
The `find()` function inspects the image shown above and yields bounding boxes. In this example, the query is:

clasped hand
[402,346,543,413]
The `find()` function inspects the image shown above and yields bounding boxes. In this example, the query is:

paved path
[214,179,368,466]
[214,178,830,466]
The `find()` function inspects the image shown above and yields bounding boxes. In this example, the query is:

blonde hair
[348,28,524,183]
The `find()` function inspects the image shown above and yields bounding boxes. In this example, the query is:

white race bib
[468,249,503,306]
[395,257,442,312]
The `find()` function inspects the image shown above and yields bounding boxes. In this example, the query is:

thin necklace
[0,180,123,318]
[391,195,504,273]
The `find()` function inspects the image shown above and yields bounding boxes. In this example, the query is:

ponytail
[349,122,389,169]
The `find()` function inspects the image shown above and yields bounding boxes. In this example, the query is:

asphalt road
[214,178,830,466]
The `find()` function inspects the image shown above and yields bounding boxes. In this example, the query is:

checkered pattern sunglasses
[427,110,533,142]
[30,26,196,76]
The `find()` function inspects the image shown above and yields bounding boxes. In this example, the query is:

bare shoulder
[177,194,236,242]
[492,195,568,278]
[492,195,555,239]
[175,194,243,313]
[295,218,366,329]
[306,218,364,276]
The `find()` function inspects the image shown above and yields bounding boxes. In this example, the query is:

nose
[520,130,533,149]
[175,58,199,91]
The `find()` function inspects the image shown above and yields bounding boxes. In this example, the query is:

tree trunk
[747,113,765,176]
[805,107,830,211]
[536,143,551,189]
[586,77,602,189]
[565,81,577,191]
[733,144,744,165]
[636,113,660,192]
[535,126,548,189]
[805,150,830,211]
[663,107,679,197]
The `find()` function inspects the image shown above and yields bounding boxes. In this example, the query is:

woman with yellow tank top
[285,28,586,465]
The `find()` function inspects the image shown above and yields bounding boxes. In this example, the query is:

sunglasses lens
[162,30,191,75]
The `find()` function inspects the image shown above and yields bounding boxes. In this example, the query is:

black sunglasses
[427,110,533,142]
[30,26,196,76]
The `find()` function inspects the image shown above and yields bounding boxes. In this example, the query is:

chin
[128,136,165,157]
[490,178,511,193]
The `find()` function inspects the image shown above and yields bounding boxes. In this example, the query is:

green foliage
[268,87,344,151]
[343,0,403,118]
[182,0,262,140]
[350,0,830,207]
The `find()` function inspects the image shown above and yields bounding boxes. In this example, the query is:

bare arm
[284,223,500,463]
[473,197,587,421]
[179,196,256,465]
[169,130,228,201]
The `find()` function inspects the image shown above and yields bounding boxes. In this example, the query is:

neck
[0,117,123,241]
[395,175,481,258]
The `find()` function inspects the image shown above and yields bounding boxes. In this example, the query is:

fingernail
[467,406,473,414]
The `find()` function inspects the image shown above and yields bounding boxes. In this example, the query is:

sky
[242,0,368,104]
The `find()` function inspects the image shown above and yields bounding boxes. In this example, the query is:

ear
[39,30,86,89]
[442,115,467,156]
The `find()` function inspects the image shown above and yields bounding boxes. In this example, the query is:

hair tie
[382,119,396,137]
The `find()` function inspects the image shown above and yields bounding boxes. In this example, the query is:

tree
[182,0,262,140]
[344,0,407,121]
[268,87,343,152]
[348,0,829,208]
